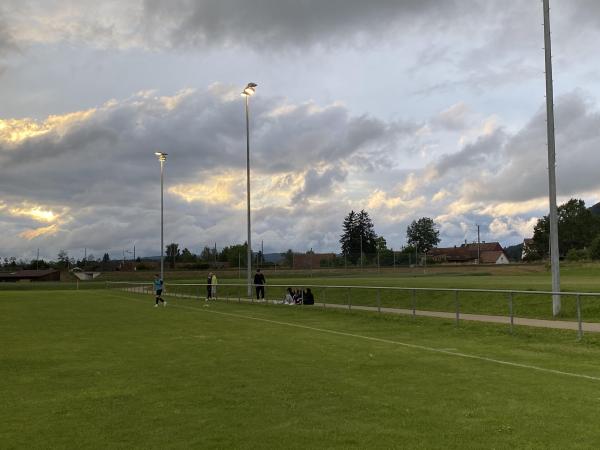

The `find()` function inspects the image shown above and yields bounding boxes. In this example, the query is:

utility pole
[477,225,481,264]
[543,0,561,316]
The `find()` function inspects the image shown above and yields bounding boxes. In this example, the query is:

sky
[2,0,600,261]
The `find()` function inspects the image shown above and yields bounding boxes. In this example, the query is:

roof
[462,242,503,252]
[0,269,59,279]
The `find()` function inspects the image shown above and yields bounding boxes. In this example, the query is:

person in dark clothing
[206,272,212,300]
[303,288,314,305]
[254,269,266,300]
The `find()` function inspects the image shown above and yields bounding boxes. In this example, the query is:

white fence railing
[106,281,600,340]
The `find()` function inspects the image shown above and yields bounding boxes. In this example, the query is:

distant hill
[590,202,600,217]
[263,253,285,264]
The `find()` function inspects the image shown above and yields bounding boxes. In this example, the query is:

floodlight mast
[155,152,167,282]
[241,83,257,297]
[542,0,561,316]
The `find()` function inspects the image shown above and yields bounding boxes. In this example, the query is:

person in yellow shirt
[211,272,218,300]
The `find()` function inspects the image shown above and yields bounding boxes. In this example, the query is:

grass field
[3,288,600,448]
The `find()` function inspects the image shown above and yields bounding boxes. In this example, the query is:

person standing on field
[211,272,218,300]
[254,268,266,300]
[154,274,166,307]
[206,272,212,300]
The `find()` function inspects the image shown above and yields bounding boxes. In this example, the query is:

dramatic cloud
[0,85,421,258]
[2,1,600,261]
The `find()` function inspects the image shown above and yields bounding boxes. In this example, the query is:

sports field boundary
[107,281,600,336]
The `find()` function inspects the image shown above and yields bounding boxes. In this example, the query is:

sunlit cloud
[18,224,60,240]
[169,173,242,205]
[367,189,426,210]
[478,198,547,217]
[9,205,59,223]
[432,189,451,202]
[0,109,96,143]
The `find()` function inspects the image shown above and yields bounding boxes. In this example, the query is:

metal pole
[245,94,252,297]
[455,290,460,327]
[543,0,561,316]
[377,288,381,314]
[360,235,363,270]
[160,159,164,281]
[576,294,583,340]
[508,292,514,334]
[412,289,416,318]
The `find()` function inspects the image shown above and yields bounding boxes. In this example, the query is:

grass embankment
[3,263,600,321]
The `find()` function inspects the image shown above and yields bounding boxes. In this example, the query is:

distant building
[429,242,509,264]
[0,269,61,282]
[292,253,336,269]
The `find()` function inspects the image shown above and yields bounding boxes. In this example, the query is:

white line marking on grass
[116,294,600,382]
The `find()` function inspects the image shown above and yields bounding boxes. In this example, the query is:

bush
[589,236,600,260]
[566,248,588,261]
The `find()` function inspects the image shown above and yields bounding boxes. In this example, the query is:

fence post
[577,294,583,341]
[348,288,351,311]
[377,288,381,314]
[455,290,460,327]
[508,292,514,334]
[412,289,416,318]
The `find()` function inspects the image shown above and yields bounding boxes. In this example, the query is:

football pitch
[3,289,600,448]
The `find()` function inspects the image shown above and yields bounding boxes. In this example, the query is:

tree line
[526,198,600,261]
[338,209,440,265]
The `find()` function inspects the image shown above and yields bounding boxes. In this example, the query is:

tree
[532,199,600,258]
[166,243,180,268]
[200,246,212,261]
[339,209,378,264]
[219,243,248,267]
[282,249,294,267]
[180,248,196,263]
[57,250,69,268]
[340,210,358,261]
[406,217,440,253]
[102,253,110,263]
[589,235,600,260]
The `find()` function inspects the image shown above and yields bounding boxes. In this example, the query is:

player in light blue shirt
[154,274,166,307]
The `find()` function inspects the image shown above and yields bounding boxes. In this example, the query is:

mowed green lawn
[3,289,600,448]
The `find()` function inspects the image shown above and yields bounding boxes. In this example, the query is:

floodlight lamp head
[154,151,168,162]
[241,82,258,97]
